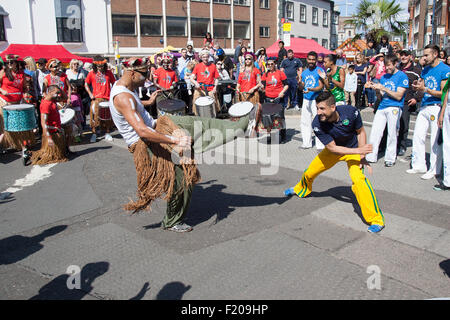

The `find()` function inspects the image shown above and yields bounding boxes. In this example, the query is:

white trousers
[301,99,324,149]
[411,105,442,174]
[443,103,450,187]
[366,107,401,163]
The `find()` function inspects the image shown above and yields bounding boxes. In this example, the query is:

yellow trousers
[293,148,384,226]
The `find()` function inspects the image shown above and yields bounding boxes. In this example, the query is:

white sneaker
[105,133,113,142]
[406,168,427,174]
[420,171,435,180]
[294,105,300,110]
[90,133,97,143]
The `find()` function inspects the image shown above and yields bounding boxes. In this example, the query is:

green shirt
[330,66,345,102]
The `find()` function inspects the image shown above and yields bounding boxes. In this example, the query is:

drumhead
[3,104,34,111]
[229,102,253,117]
[158,99,186,112]
[261,103,283,114]
[195,96,214,106]
[59,108,75,125]
[99,102,110,108]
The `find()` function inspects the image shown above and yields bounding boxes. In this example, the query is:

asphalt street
[0,107,449,300]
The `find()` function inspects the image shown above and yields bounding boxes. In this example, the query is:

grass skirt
[31,131,68,165]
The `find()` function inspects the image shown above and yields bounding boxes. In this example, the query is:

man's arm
[325,126,372,157]
[113,92,190,147]
[373,84,407,101]
[412,78,448,98]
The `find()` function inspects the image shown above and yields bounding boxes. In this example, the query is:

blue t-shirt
[378,70,409,110]
[301,66,322,101]
[280,57,302,79]
[421,61,450,106]
[312,105,363,148]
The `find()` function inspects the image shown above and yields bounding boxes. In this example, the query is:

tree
[345,0,408,42]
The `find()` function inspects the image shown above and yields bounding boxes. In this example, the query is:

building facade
[408,0,449,55]
[279,0,339,50]
[0,0,112,56]
[337,16,355,47]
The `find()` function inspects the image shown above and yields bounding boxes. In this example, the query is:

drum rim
[99,102,111,107]
[157,99,186,111]
[3,104,34,110]
[195,96,214,106]
[229,102,253,117]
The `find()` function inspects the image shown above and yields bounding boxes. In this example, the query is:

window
[300,5,307,23]
[0,16,5,41]
[214,0,230,3]
[112,14,136,35]
[214,19,230,38]
[54,0,83,42]
[167,16,186,36]
[259,26,270,38]
[333,13,339,25]
[234,0,249,6]
[286,2,294,21]
[323,10,328,27]
[140,15,161,36]
[312,7,318,25]
[260,0,270,9]
[234,21,250,39]
[191,17,209,37]
[192,0,209,2]
[322,39,328,49]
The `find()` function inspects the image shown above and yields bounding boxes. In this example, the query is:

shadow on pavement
[129,282,150,300]
[156,281,191,300]
[440,259,450,278]
[309,186,367,225]
[29,261,109,300]
[0,225,67,265]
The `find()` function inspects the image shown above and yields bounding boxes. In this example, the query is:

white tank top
[109,83,156,146]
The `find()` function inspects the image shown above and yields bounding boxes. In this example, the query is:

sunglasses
[267,63,275,65]
[245,58,253,61]
[135,69,149,78]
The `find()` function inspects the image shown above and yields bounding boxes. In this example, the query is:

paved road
[0,108,449,300]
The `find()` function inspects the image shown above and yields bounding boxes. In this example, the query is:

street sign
[283,33,291,46]
[437,27,445,35]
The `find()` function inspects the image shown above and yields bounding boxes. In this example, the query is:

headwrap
[46,58,61,70]
[93,55,108,65]
[161,53,173,63]
[5,54,22,62]
[122,57,150,71]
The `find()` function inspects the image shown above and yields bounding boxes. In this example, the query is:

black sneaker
[433,183,450,191]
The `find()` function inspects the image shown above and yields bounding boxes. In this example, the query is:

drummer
[260,58,289,142]
[42,59,71,104]
[153,54,178,108]
[190,50,220,115]
[31,85,69,165]
[85,56,116,142]
[236,53,262,104]
[0,54,34,163]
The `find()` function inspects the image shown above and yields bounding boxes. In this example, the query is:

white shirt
[344,73,358,92]
[109,84,157,147]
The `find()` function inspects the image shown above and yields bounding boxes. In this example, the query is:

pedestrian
[66,59,86,82]
[369,53,386,112]
[397,49,423,157]
[236,53,261,105]
[280,49,302,109]
[186,41,199,61]
[284,91,385,233]
[236,46,247,78]
[299,51,324,149]
[84,56,116,142]
[439,49,447,63]
[277,40,288,69]
[234,39,243,65]
[436,76,450,190]
[318,54,346,105]
[153,54,178,105]
[354,53,368,109]
[344,65,357,106]
[409,44,450,179]
[256,47,268,73]
[317,53,326,71]
[203,32,214,47]
[335,49,347,70]
[365,54,409,167]
[42,59,71,105]
[377,35,393,55]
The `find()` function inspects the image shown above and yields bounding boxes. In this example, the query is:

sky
[335,0,410,21]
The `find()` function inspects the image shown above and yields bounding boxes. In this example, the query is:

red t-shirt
[261,70,287,98]
[238,68,261,93]
[192,62,219,91]
[0,71,25,103]
[45,73,68,94]
[85,70,116,99]
[153,67,178,90]
[40,99,61,132]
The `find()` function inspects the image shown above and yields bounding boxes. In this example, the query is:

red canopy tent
[266,38,333,59]
[0,44,93,63]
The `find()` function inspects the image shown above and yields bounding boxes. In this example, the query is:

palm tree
[345,0,408,42]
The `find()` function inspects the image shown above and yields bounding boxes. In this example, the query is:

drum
[59,108,75,125]
[3,104,36,132]
[195,96,216,118]
[98,102,112,121]
[157,99,186,117]
[258,103,284,132]
[228,102,254,122]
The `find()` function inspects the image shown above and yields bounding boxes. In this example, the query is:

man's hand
[407,98,417,107]
[438,111,445,129]
[317,69,326,80]
[412,79,425,92]
[177,135,192,148]
[48,137,54,147]
[358,144,373,155]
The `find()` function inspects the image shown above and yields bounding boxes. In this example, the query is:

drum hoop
[3,104,34,110]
